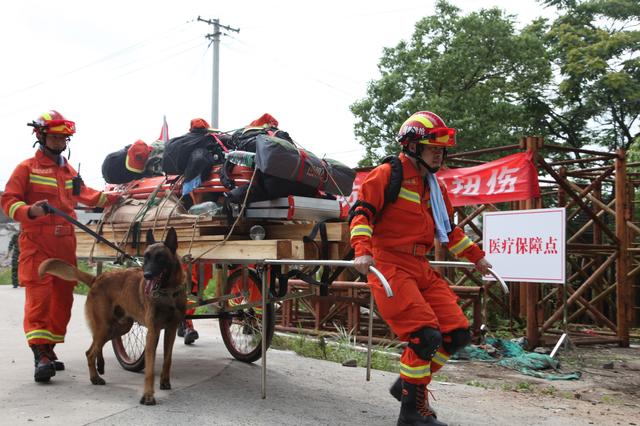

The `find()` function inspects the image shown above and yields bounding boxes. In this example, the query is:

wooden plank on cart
[264,222,348,242]
[77,239,304,261]
[245,196,341,221]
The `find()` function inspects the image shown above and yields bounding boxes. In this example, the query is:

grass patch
[0,267,12,285]
[466,379,488,389]
[271,325,401,373]
[516,381,534,392]
[1,260,125,295]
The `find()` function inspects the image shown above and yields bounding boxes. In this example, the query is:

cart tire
[219,269,275,363]
[112,321,147,372]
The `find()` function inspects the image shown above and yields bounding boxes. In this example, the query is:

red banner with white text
[436,151,540,206]
[339,151,540,215]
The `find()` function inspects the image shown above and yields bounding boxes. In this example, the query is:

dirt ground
[434,342,640,424]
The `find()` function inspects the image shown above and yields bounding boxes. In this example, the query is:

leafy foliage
[351,0,640,165]
[351,0,551,165]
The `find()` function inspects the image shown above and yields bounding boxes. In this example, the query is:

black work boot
[397,381,447,426]
[184,327,199,345]
[391,377,438,418]
[31,345,56,383]
[177,320,186,338]
[47,344,65,371]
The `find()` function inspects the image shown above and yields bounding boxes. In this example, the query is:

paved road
[0,286,634,426]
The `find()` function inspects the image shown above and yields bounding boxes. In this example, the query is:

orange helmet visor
[418,127,456,147]
[46,119,76,135]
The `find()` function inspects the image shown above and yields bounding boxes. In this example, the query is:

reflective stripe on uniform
[25,329,64,343]
[398,187,421,204]
[65,179,73,189]
[8,201,26,219]
[29,173,58,188]
[449,235,473,257]
[350,224,373,238]
[432,350,450,366]
[96,193,108,207]
[400,362,431,379]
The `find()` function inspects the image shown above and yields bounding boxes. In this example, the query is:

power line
[0,22,193,100]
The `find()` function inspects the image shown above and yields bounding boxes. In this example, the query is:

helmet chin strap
[36,135,67,156]
[403,146,441,174]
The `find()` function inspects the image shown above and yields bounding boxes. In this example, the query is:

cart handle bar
[263,259,393,297]
[430,261,509,294]
[263,259,509,297]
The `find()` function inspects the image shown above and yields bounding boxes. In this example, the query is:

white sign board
[483,208,565,284]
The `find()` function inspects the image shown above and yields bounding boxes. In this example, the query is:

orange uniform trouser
[20,231,77,346]
[187,264,263,324]
[183,264,214,329]
[368,249,468,385]
[23,276,76,345]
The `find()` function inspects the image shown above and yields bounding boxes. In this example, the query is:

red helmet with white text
[396,111,456,147]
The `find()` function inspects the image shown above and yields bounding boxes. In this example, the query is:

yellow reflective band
[9,201,26,219]
[125,155,144,173]
[29,173,58,187]
[398,187,421,204]
[42,112,52,120]
[412,114,434,129]
[26,329,55,341]
[432,351,449,366]
[350,225,373,238]
[450,236,473,256]
[65,180,73,189]
[400,363,431,379]
[97,193,108,207]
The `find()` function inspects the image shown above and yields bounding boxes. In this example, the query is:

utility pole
[197,16,240,129]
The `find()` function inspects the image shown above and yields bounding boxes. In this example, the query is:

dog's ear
[164,227,178,253]
[146,229,156,245]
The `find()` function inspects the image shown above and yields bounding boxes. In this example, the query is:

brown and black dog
[38,227,186,405]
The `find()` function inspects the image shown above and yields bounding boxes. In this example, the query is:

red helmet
[31,110,76,140]
[397,111,456,147]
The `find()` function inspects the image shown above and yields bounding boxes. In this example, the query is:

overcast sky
[0,0,558,189]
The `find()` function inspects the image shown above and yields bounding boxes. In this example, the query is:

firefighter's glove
[354,255,374,276]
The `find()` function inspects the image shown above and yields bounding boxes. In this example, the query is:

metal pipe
[367,290,374,382]
[263,259,393,297]
[550,333,567,358]
[429,261,509,294]
[261,266,268,399]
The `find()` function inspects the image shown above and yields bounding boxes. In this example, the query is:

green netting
[451,337,581,381]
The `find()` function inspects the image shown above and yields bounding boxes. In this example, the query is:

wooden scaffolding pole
[524,136,542,347]
[615,149,631,347]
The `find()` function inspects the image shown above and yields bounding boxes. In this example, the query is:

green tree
[350,0,552,166]
[542,0,640,152]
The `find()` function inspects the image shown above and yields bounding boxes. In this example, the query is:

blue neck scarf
[426,172,451,243]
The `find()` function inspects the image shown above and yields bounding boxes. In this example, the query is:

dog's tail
[39,259,96,286]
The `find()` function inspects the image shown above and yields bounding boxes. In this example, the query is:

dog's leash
[42,202,141,265]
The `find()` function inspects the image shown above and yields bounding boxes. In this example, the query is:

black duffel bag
[254,134,355,196]
[162,129,232,186]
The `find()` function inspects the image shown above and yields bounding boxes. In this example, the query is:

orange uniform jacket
[1,149,118,345]
[2,149,115,282]
[350,152,484,264]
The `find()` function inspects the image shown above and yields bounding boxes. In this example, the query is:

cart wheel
[112,321,147,372]
[219,269,275,363]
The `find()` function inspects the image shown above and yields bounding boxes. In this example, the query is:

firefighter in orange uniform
[350,111,492,426]
[1,110,120,383]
